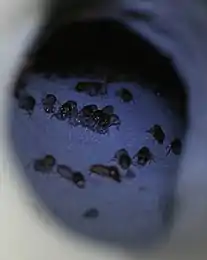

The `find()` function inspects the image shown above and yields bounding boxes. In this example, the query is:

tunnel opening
[11,19,187,250]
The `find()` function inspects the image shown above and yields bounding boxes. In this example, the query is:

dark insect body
[116,88,133,103]
[82,208,99,219]
[51,100,78,122]
[133,146,155,166]
[102,105,114,115]
[42,94,57,114]
[89,164,121,182]
[18,94,36,116]
[72,171,85,188]
[75,82,106,96]
[32,154,56,173]
[166,138,182,155]
[113,148,132,170]
[77,104,98,128]
[147,124,165,144]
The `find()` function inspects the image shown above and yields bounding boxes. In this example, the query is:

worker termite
[41,94,57,114]
[94,110,121,134]
[56,165,85,188]
[77,104,98,128]
[112,148,132,170]
[56,164,73,179]
[91,109,104,125]
[82,109,106,133]
[62,100,78,123]
[133,146,155,166]
[72,172,85,188]
[75,82,90,93]
[51,100,78,123]
[109,114,121,130]
[101,105,114,115]
[89,164,121,182]
[166,138,182,155]
[79,104,98,117]
[146,124,165,144]
[94,111,111,134]
[116,88,133,103]
[75,81,107,96]
[18,94,36,117]
[27,154,56,174]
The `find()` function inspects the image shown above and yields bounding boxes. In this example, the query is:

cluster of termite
[15,78,182,180]
[26,154,85,189]
[88,126,182,183]
[75,81,134,103]
[50,101,121,134]
[146,124,182,156]
[28,125,181,183]
[14,83,123,134]
[25,154,118,219]
[14,77,134,118]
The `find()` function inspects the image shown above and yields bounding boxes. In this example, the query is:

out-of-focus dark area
[27,19,187,121]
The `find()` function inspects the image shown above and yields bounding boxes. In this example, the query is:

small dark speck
[139,186,147,192]
[82,208,99,219]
